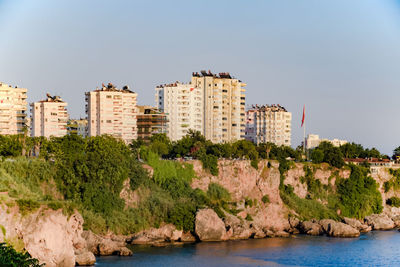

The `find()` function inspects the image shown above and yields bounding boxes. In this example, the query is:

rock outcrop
[129,224,184,244]
[343,217,371,233]
[195,209,230,241]
[82,230,132,256]
[75,251,96,266]
[298,221,323,236]
[364,214,395,230]
[319,219,359,237]
[0,205,95,267]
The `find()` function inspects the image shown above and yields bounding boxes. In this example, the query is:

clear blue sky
[1,0,400,154]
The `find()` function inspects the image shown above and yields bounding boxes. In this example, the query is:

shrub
[0,243,43,267]
[167,201,196,231]
[16,199,40,215]
[200,154,219,176]
[262,195,270,204]
[336,165,382,219]
[250,158,259,170]
[245,214,253,221]
[207,183,231,206]
[386,197,400,207]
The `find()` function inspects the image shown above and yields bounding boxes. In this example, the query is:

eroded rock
[343,217,371,233]
[364,214,395,230]
[299,221,323,236]
[195,209,229,241]
[319,219,359,238]
[75,251,96,266]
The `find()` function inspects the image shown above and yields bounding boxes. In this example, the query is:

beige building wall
[245,105,292,146]
[306,134,348,149]
[31,95,68,138]
[86,83,137,143]
[191,71,246,143]
[0,82,28,135]
[156,82,203,141]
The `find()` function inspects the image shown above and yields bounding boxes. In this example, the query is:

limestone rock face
[191,160,290,234]
[299,221,323,236]
[75,251,96,266]
[82,230,102,255]
[99,238,120,256]
[0,206,87,267]
[343,217,371,233]
[195,209,228,241]
[319,219,359,238]
[223,212,253,240]
[365,214,395,230]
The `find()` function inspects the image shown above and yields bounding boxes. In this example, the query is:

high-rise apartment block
[155,82,203,141]
[30,94,68,138]
[245,104,292,146]
[0,82,28,135]
[85,83,137,143]
[156,71,246,143]
[137,105,168,141]
[191,71,246,143]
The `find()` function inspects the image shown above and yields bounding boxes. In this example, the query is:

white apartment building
[31,94,68,138]
[85,83,137,143]
[306,134,348,149]
[155,82,203,141]
[245,104,292,146]
[0,82,28,135]
[191,71,246,143]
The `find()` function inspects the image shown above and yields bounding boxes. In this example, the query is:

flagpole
[303,119,306,159]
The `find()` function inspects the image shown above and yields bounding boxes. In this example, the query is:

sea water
[96,230,400,266]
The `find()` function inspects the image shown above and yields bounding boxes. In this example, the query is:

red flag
[190,87,194,92]
[301,105,305,127]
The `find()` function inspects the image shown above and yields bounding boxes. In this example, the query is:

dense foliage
[384,169,400,193]
[0,243,42,267]
[132,131,301,175]
[336,165,383,219]
[310,142,345,168]
[386,197,400,207]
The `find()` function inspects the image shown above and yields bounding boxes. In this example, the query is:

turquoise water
[96,230,400,266]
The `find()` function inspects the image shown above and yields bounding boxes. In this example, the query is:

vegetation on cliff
[0,131,397,239]
[0,242,42,267]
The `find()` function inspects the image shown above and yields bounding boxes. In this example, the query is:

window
[106,120,111,123]
[106,95,112,98]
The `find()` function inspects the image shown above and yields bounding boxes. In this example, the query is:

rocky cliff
[189,159,400,240]
[3,159,400,266]
[0,204,91,266]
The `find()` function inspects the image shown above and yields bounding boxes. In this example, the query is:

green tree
[393,146,400,160]
[310,149,324,164]
[0,243,43,267]
[337,165,382,219]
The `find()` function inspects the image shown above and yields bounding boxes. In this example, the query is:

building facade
[191,71,246,143]
[245,104,292,146]
[31,94,68,138]
[306,134,347,149]
[67,119,87,137]
[156,71,246,143]
[85,83,137,143]
[155,82,203,141]
[0,82,28,135]
[137,105,168,141]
